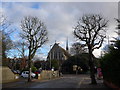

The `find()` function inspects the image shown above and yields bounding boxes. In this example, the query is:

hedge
[101,39,120,87]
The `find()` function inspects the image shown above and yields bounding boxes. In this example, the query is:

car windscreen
[26,72,29,74]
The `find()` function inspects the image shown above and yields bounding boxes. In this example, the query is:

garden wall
[38,70,59,80]
[1,66,19,83]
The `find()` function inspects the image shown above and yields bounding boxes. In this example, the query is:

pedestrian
[97,67,103,80]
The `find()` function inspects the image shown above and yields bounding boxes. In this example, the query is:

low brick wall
[0,66,19,83]
[38,70,59,80]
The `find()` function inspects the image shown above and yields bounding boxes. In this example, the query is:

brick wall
[38,70,59,80]
[1,66,18,83]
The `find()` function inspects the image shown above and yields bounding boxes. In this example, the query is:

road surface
[2,74,109,89]
[29,74,85,88]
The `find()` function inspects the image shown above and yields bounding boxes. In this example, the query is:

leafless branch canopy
[0,14,13,59]
[71,42,87,54]
[115,18,120,36]
[74,14,108,51]
[14,41,28,58]
[0,14,13,34]
[20,16,48,59]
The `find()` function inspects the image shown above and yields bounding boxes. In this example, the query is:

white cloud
[33,54,47,60]
[93,49,101,58]
[2,2,118,58]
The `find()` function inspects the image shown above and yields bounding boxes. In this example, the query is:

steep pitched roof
[47,43,70,59]
[59,47,71,57]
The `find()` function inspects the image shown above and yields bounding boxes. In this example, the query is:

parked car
[21,71,36,78]
[12,70,17,74]
[12,70,18,74]
[16,70,20,74]
[12,70,21,74]
[34,70,42,74]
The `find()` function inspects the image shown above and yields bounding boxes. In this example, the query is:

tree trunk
[88,47,97,84]
[28,67,32,82]
[28,44,32,82]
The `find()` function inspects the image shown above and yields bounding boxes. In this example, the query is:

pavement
[79,77,112,90]
[2,74,111,89]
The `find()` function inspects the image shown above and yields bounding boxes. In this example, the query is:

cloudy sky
[1,2,119,59]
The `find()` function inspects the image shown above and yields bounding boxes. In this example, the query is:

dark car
[34,70,41,74]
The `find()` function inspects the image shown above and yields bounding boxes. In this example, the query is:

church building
[47,41,70,62]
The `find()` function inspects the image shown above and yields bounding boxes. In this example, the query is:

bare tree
[70,42,87,55]
[0,14,13,34]
[0,14,12,31]
[20,16,48,82]
[14,41,27,58]
[0,14,13,66]
[116,19,120,37]
[74,14,108,84]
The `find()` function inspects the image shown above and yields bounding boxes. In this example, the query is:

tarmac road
[2,74,110,89]
[29,74,85,88]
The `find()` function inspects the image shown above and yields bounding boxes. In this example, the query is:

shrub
[32,66,37,73]
[101,39,120,87]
